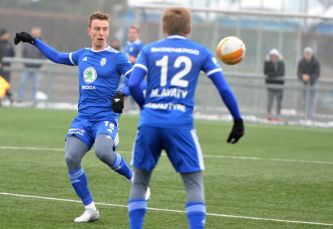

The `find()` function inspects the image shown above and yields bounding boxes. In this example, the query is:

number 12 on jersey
[155,55,192,88]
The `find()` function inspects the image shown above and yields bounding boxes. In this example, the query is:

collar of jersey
[167,35,187,40]
[127,39,141,45]
[90,45,112,52]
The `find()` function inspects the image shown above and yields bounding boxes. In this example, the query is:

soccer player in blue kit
[14,12,140,223]
[124,25,144,65]
[121,25,145,109]
[128,7,245,229]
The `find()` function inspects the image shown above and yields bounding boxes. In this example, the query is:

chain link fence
[3,57,333,123]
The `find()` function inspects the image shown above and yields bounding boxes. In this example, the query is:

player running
[128,7,245,229]
[14,12,148,223]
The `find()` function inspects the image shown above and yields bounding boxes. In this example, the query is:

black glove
[14,32,35,45]
[227,119,244,144]
[112,91,125,113]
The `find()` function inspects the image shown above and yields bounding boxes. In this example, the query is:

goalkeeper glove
[112,91,125,113]
[14,32,35,45]
[227,119,244,144]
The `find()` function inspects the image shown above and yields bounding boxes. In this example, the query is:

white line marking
[0,145,63,152]
[203,155,333,165]
[0,192,332,227]
[1,145,333,165]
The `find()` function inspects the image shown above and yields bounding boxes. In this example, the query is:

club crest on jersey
[83,67,97,84]
[100,58,106,66]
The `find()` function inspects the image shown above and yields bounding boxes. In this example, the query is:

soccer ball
[216,36,246,65]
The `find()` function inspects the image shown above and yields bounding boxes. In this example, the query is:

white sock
[85,202,97,211]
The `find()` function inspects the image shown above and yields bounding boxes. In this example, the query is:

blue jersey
[34,39,132,122]
[68,47,132,121]
[134,35,222,129]
[124,39,144,59]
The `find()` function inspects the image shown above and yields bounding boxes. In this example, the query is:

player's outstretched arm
[128,67,146,108]
[14,32,73,65]
[209,71,245,144]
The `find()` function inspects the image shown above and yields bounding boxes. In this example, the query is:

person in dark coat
[0,29,15,104]
[17,26,45,103]
[297,47,320,119]
[264,49,285,120]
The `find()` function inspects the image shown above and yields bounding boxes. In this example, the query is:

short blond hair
[129,25,140,33]
[162,7,192,36]
[89,11,111,27]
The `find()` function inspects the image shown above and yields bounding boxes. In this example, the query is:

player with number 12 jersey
[128,7,245,229]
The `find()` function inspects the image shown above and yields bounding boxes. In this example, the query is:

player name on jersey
[149,87,188,99]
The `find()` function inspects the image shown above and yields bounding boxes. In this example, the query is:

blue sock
[112,152,133,180]
[128,199,147,229]
[186,202,206,229]
[68,167,93,206]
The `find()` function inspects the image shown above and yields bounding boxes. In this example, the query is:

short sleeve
[202,49,222,78]
[69,49,83,66]
[116,52,133,78]
[133,46,148,73]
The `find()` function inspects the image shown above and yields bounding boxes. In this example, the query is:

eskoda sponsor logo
[82,85,96,90]
[83,67,97,84]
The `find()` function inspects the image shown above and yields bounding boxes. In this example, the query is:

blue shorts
[131,126,205,173]
[66,118,119,149]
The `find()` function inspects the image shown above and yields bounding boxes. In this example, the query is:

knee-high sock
[112,152,133,180]
[128,199,147,229]
[186,202,206,229]
[68,167,93,206]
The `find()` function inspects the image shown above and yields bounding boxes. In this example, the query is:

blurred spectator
[0,28,15,104]
[124,25,144,64]
[17,26,44,104]
[264,49,285,120]
[111,38,121,51]
[123,26,145,111]
[297,47,320,119]
[0,76,11,107]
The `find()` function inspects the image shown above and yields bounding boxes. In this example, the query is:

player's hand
[14,32,35,45]
[227,119,244,144]
[112,91,125,113]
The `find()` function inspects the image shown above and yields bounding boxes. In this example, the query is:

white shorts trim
[190,129,205,170]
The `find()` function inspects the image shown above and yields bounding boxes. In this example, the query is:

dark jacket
[22,43,44,68]
[0,40,15,71]
[297,57,320,85]
[264,60,285,85]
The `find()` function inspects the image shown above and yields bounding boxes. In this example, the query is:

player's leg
[94,133,133,181]
[128,169,152,229]
[93,121,133,180]
[128,126,162,229]
[65,136,99,223]
[164,128,206,229]
[65,119,99,223]
[181,172,206,229]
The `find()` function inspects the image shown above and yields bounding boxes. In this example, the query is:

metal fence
[3,57,333,122]
[128,4,333,79]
